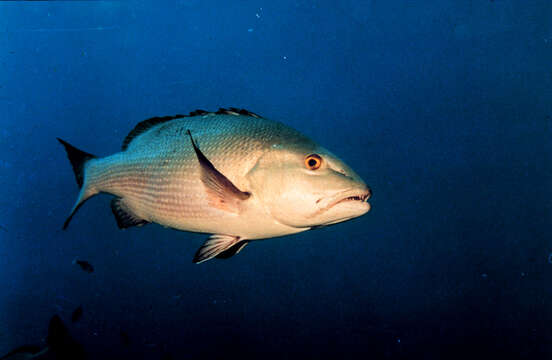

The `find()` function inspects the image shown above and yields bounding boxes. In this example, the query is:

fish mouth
[317,187,372,212]
[333,192,371,205]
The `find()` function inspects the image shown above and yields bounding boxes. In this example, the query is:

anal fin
[193,234,241,264]
[110,197,149,229]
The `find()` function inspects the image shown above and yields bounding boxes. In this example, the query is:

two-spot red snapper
[58,108,372,263]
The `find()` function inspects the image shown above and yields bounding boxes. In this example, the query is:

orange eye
[304,154,322,170]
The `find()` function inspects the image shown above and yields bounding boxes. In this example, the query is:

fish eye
[304,154,322,170]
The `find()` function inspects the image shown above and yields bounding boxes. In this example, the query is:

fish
[160,353,173,360]
[72,259,94,273]
[0,315,86,360]
[58,108,372,263]
[45,315,86,360]
[119,330,131,346]
[71,305,83,323]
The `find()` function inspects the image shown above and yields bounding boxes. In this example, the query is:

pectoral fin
[187,130,250,213]
[215,240,249,259]
[193,235,241,264]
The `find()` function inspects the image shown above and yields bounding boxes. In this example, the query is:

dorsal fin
[217,107,262,118]
[121,108,262,151]
[189,109,208,116]
[121,114,186,150]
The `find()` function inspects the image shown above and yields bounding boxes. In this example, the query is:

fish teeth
[343,194,369,202]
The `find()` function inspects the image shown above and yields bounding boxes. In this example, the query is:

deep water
[1,1,551,359]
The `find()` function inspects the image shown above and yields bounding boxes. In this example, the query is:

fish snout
[366,186,372,199]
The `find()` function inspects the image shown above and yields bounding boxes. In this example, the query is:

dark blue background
[1,1,551,359]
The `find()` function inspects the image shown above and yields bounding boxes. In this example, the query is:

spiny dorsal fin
[121,114,186,151]
[217,107,262,118]
[121,108,262,150]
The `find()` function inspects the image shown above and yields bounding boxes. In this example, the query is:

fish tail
[57,138,98,230]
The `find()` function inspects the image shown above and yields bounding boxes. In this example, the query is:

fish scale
[86,115,295,229]
[58,108,371,263]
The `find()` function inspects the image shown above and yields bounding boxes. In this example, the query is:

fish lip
[333,192,371,206]
[318,187,372,212]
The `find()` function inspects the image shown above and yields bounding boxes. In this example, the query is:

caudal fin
[57,138,97,230]
[57,138,95,188]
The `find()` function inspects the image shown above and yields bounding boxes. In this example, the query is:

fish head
[247,141,371,229]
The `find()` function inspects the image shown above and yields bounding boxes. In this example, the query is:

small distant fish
[0,314,86,360]
[46,314,86,359]
[71,305,83,323]
[0,224,7,232]
[72,259,94,273]
[120,330,131,346]
[58,108,372,263]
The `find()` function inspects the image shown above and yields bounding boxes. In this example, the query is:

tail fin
[57,138,97,229]
[57,138,95,188]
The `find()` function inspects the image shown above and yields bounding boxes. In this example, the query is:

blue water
[1,1,551,359]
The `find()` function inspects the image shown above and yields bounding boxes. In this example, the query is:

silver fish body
[59,108,372,263]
